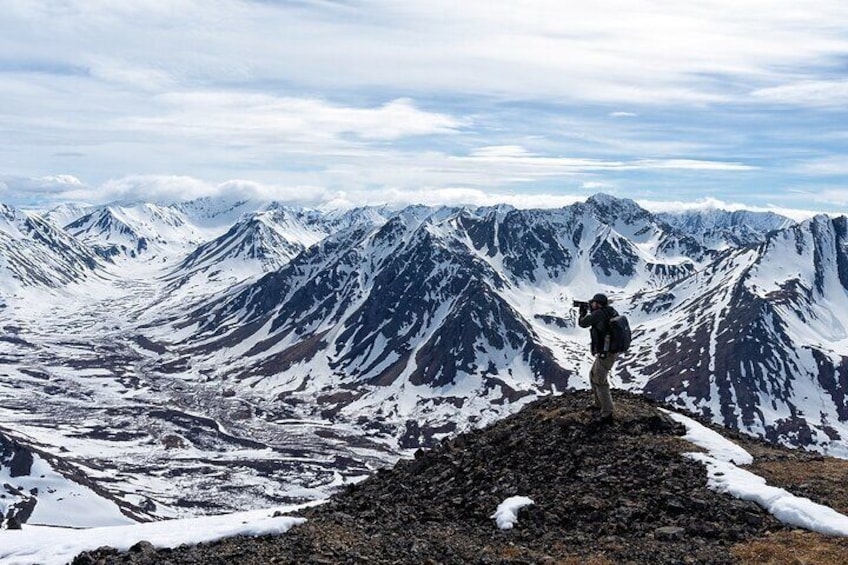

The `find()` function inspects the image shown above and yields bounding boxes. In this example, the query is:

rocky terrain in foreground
[69,391,848,564]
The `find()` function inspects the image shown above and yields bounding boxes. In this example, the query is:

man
[578,293,618,424]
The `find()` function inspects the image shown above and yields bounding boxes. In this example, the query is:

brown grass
[497,543,614,564]
[747,459,848,515]
[732,530,848,565]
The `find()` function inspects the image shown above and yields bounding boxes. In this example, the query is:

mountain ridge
[2,193,847,528]
[69,390,848,565]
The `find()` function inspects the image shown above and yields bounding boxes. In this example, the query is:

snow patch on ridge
[491,496,534,530]
[663,409,848,537]
[0,506,308,565]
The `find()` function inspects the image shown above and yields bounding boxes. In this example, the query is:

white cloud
[0,175,89,204]
[1,173,584,210]
[629,159,755,171]
[582,181,613,190]
[5,1,848,107]
[93,176,335,207]
[610,112,638,117]
[323,186,585,210]
[792,156,848,176]
[807,188,848,207]
[751,79,848,107]
[457,146,755,174]
[118,95,464,143]
[86,58,175,91]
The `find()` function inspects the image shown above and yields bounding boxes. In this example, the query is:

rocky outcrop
[73,391,793,564]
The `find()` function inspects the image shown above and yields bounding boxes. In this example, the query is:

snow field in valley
[0,505,310,565]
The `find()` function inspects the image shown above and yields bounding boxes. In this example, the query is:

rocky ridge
[70,390,846,565]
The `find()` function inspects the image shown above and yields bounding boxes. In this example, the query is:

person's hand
[579,304,588,318]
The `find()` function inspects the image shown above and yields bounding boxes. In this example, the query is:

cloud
[582,181,613,190]
[86,58,175,91]
[1,1,847,210]
[6,1,848,107]
[321,187,586,210]
[810,189,848,206]
[117,95,464,144]
[0,175,89,206]
[751,80,848,107]
[0,173,584,211]
[457,146,755,174]
[792,156,848,176]
[629,159,755,171]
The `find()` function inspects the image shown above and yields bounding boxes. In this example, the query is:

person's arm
[578,308,603,328]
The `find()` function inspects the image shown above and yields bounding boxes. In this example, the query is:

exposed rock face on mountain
[0,203,103,290]
[658,209,794,250]
[3,194,847,527]
[162,197,718,448]
[626,214,848,455]
[65,203,206,260]
[0,433,36,524]
[72,391,848,565]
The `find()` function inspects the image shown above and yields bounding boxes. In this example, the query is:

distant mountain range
[1,193,847,525]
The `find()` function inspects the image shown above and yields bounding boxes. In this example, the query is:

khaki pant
[590,352,618,417]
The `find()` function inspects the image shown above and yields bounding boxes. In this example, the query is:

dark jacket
[579,305,618,355]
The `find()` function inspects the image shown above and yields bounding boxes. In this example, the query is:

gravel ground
[73,390,793,565]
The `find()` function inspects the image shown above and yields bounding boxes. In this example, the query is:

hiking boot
[598,414,615,426]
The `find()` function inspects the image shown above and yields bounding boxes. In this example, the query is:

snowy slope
[658,209,794,250]
[64,203,208,261]
[166,207,345,290]
[40,202,95,230]
[623,215,848,456]
[0,203,104,293]
[2,193,847,532]
[0,505,307,565]
[155,199,713,446]
[0,432,134,528]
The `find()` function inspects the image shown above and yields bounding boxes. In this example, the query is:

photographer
[576,293,619,424]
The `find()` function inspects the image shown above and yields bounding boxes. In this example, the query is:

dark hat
[591,293,608,305]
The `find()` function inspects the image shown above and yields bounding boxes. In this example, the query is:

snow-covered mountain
[64,203,207,261]
[625,214,848,451]
[172,196,269,230]
[155,197,719,445]
[168,207,338,286]
[658,208,794,250]
[41,202,95,230]
[0,203,103,292]
[2,193,847,528]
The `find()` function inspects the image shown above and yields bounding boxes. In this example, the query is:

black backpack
[604,313,631,353]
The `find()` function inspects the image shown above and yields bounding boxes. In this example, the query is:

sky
[1,0,847,215]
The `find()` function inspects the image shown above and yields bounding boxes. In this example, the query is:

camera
[572,300,589,309]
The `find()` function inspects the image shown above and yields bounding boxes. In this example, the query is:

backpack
[604,314,631,353]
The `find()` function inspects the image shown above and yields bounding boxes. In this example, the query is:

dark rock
[654,526,686,540]
[70,391,786,565]
[129,540,155,554]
